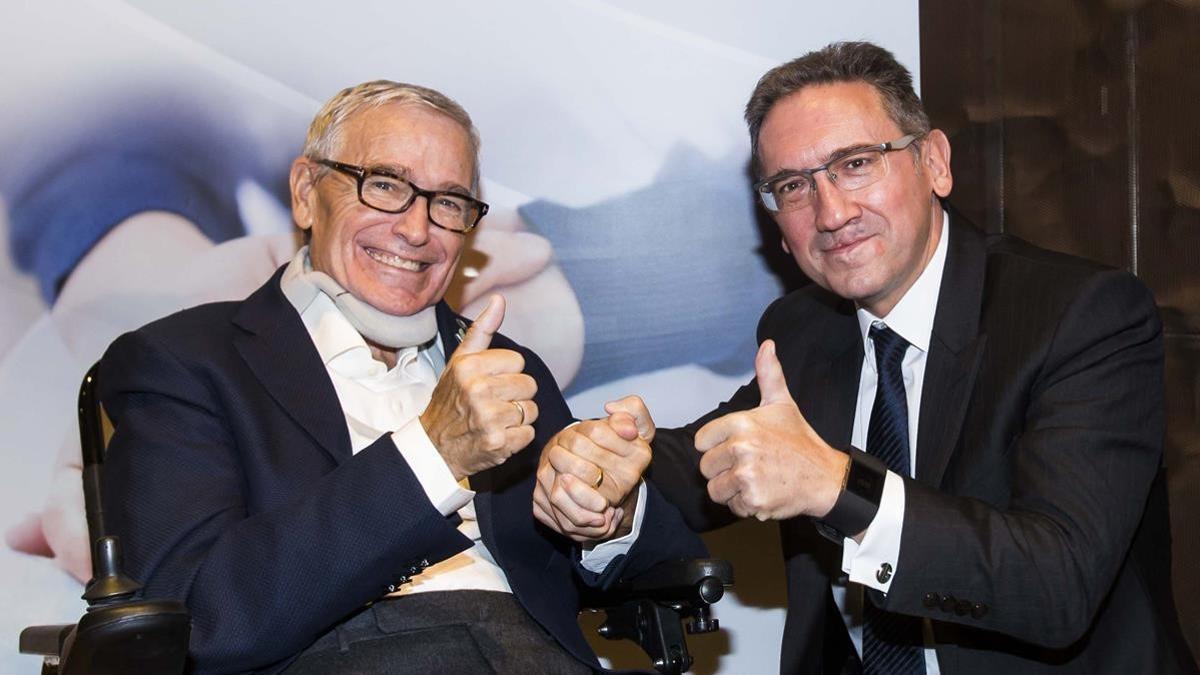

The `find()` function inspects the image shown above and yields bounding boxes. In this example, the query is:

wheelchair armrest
[64,599,191,675]
[606,558,732,607]
[19,624,75,657]
[583,558,733,674]
[21,600,190,675]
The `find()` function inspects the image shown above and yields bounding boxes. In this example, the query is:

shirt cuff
[842,470,905,593]
[579,480,648,572]
[390,417,474,516]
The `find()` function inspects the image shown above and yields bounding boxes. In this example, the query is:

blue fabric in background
[9,150,244,302]
[521,149,783,395]
[2,89,294,304]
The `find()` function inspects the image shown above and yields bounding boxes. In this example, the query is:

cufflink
[876,562,893,584]
[455,318,468,343]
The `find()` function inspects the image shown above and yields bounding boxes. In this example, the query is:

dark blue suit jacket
[99,267,704,674]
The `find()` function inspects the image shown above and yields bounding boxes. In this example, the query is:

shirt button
[875,562,893,584]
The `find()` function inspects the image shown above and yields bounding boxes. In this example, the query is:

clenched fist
[533,396,655,543]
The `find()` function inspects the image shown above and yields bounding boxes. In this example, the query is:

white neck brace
[281,246,438,349]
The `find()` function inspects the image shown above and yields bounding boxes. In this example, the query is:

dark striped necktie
[861,324,925,675]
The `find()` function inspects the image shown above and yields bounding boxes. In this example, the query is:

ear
[922,129,953,199]
[290,157,319,234]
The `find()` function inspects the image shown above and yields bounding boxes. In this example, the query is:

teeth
[366,248,424,271]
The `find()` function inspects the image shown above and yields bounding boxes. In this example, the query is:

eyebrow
[365,163,473,195]
[769,140,883,177]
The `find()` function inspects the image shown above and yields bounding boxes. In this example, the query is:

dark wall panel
[921,0,1200,661]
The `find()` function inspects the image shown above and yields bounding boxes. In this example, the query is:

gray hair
[745,41,930,176]
[303,80,482,192]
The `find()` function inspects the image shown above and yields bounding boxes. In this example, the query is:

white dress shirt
[832,211,948,673]
[280,262,642,598]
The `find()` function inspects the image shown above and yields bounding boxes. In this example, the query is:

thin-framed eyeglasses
[315,158,489,233]
[753,134,921,213]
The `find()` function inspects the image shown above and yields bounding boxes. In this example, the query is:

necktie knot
[869,324,909,368]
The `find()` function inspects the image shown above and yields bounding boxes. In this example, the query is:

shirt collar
[856,209,949,354]
[280,252,444,381]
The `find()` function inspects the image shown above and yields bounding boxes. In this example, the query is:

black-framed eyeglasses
[316,159,489,233]
[753,134,921,213]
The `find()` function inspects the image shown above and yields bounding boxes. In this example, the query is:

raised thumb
[458,294,505,354]
[755,340,792,406]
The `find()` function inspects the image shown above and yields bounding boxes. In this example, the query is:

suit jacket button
[923,592,941,608]
[955,599,971,616]
[875,562,893,584]
[971,602,989,619]
[940,595,957,613]
[419,558,430,568]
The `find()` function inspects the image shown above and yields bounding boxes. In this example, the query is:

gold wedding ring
[512,400,526,426]
[592,467,605,489]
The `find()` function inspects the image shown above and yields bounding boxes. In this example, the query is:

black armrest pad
[622,558,733,593]
[19,624,74,656]
[584,558,733,608]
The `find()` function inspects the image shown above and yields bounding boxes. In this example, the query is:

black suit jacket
[99,267,704,674]
[650,214,1195,673]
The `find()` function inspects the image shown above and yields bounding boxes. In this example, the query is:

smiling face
[757,81,952,317]
[290,102,476,316]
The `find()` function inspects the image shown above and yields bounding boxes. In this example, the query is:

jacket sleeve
[99,329,472,673]
[573,479,710,589]
[881,270,1165,648]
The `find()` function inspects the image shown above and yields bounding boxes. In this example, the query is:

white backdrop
[0,2,919,672]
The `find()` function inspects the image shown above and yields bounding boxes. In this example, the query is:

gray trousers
[283,590,594,674]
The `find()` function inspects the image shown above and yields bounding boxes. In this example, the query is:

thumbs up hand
[421,295,539,480]
[694,340,849,521]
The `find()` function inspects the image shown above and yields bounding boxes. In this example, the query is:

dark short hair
[745,41,930,176]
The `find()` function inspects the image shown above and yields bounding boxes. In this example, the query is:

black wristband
[814,447,887,542]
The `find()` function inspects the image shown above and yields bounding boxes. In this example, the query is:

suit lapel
[808,338,862,451]
[915,212,988,487]
[436,301,469,363]
[232,268,353,465]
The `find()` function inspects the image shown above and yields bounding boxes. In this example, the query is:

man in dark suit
[538,42,1195,673]
[99,80,702,674]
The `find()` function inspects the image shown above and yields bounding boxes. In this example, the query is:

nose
[811,171,861,233]
[391,195,432,246]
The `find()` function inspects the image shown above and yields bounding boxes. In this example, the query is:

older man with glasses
[97,80,703,674]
